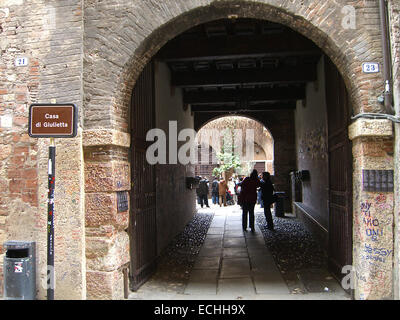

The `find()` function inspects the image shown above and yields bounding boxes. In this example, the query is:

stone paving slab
[198,247,222,257]
[223,247,248,258]
[184,269,218,295]
[224,230,245,237]
[225,224,243,231]
[193,256,221,270]
[220,258,251,278]
[205,234,223,240]
[217,277,256,296]
[247,247,272,257]
[202,238,223,248]
[246,237,267,248]
[250,257,280,274]
[210,220,226,227]
[223,237,247,248]
[207,227,225,235]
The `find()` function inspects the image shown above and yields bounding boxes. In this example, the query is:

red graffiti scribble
[375,194,386,204]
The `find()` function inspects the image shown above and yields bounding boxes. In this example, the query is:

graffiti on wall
[354,191,393,299]
[298,125,328,160]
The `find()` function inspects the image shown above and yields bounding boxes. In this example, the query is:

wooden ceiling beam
[157,31,319,62]
[183,87,305,104]
[190,102,297,112]
[172,66,317,87]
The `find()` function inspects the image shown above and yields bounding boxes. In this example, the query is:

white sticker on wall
[0,115,13,128]
[362,62,379,73]
[15,57,29,67]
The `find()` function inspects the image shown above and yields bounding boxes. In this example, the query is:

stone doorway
[83,1,394,300]
[126,17,354,295]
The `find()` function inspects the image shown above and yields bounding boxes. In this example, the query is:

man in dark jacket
[198,177,210,208]
[240,169,261,232]
[211,178,219,205]
[260,172,276,230]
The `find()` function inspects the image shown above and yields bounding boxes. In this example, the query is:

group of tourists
[196,176,235,208]
[196,169,276,232]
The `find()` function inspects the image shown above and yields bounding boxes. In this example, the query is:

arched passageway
[82,1,395,300]
[127,17,353,296]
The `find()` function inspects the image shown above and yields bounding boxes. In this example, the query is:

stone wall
[0,0,397,300]
[154,62,196,255]
[0,0,85,299]
[349,120,394,300]
[295,56,329,229]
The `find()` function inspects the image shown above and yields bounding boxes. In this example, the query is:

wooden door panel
[130,61,157,290]
[325,57,353,279]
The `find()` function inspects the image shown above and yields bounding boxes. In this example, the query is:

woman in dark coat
[240,169,261,232]
[260,172,275,230]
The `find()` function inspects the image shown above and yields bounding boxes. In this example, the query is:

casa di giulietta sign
[28,103,78,138]
[27,103,78,301]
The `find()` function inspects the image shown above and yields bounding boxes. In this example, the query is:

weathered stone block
[85,161,130,192]
[85,192,129,229]
[86,269,125,300]
[349,119,393,141]
[86,230,130,272]
[83,129,131,148]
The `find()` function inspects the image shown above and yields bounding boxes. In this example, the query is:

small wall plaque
[15,57,28,67]
[117,191,129,212]
[362,62,379,73]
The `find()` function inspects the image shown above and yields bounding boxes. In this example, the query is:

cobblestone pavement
[128,204,350,300]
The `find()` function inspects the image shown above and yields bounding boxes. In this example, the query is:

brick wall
[0,0,85,299]
[80,0,398,300]
[0,0,397,300]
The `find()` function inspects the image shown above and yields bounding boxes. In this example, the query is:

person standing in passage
[211,177,219,205]
[260,171,275,230]
[240,169,261,232]
[218,178,228,207]
[198,177,210,208]
[196,176,202,205]
[257,174,264,208]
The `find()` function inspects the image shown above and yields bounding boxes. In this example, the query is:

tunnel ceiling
[156,19,322,113]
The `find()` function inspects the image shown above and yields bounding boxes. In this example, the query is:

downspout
[379,0,394,115]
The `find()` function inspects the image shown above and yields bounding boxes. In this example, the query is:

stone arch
[82,0,394,300]
[84,0,387,134]
[195,115,275,176]
[196,114,275,142]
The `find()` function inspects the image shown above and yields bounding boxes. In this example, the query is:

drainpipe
[379,0,394,115]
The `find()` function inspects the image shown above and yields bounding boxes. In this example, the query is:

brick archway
[82,1,394,300]
[83,1,386,136]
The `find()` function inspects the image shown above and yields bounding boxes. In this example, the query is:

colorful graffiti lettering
[364,244,392,257]
[360,201,372,216]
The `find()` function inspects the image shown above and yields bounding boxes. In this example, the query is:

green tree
[212,120,242,178]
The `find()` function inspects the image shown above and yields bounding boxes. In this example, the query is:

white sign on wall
[362,62,379,73]
[14,57,29,67]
